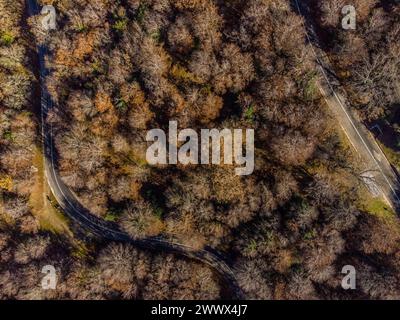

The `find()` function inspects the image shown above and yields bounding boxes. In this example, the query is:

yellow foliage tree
[0,175,13,191]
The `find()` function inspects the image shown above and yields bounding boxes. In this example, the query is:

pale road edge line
[47,125,237,279]
[28,0,241,296]
[318,64,400,204]
[317,82,392,206]
[294,0,400,206]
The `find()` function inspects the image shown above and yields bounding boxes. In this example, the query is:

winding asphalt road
[293,0,400,212]
[26,0,243,299]
[28,0,398,300]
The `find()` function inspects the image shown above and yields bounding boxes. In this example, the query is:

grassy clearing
[319,118,398,223]
[377,141,400,171]
[304,72,319,101]
[357,189,398,226]
[306,119,361,191]
[362,197,395,219]
[29,147,96,259]
[29,146,73,236]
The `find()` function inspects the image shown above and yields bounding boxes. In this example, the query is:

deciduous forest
[0,0,399,299]
[315,0,400,168]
